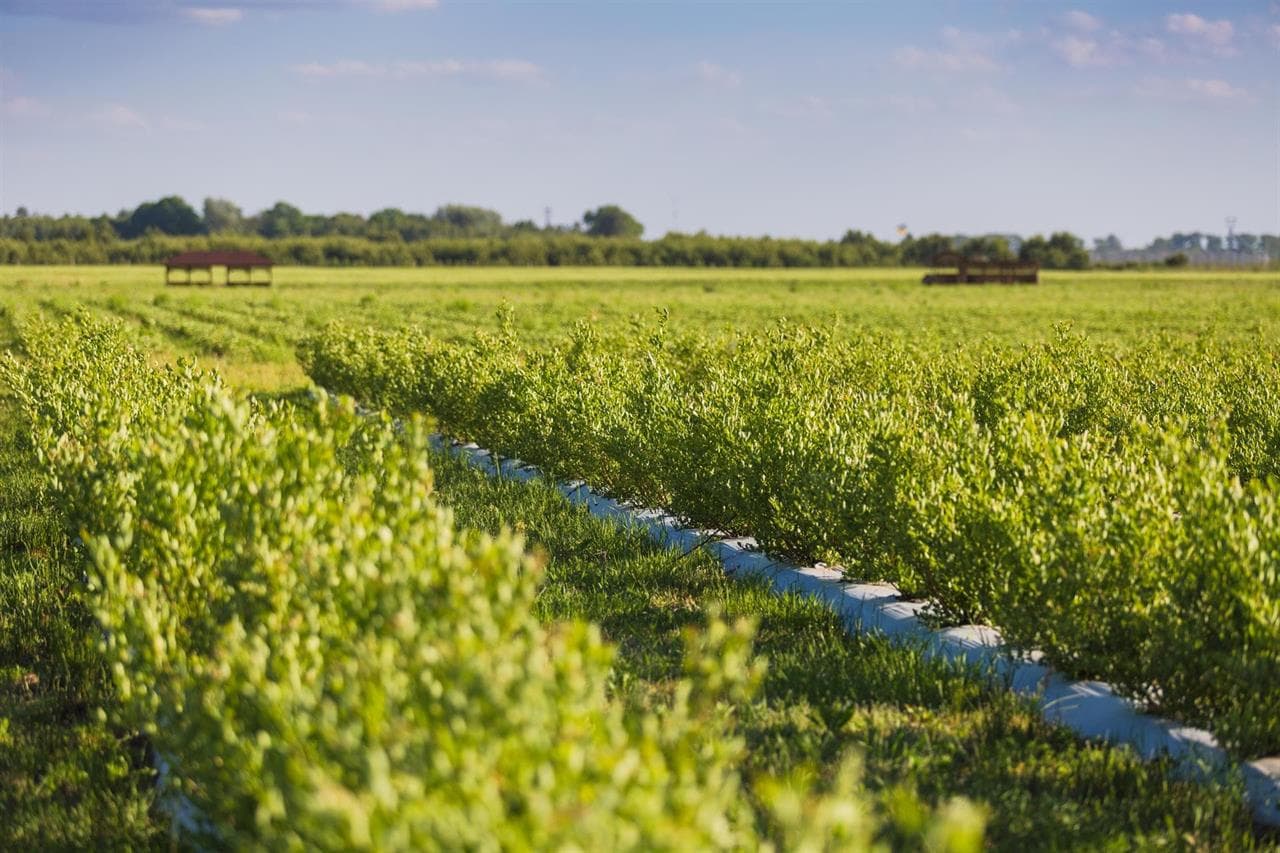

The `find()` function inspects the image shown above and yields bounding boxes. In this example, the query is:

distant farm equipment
[164,251,273,286]
[923,252,1039,285]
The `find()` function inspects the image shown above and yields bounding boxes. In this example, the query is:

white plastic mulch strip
[432,436,1280,828]
[152,750,219,842]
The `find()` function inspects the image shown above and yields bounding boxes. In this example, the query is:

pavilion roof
[164,250,273,268]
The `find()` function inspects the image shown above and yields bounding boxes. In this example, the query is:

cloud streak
[695,61,741,87]
[1060,10,1101,32]
[359,0,438,10]
[893,26,1019,73]
[1136,76,1250,103]
[1165,13,1235,53]
[291,58,543,81]
[893,45,999,72]
[1184,78,1248,100]
[183,6,243,25]
[91,103,148,128]
[0,0,437,24]
[1050,28,1170,69]
[3,95,51,118]
[1053,35,1110,68]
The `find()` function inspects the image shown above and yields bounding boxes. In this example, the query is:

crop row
[299,319,1280,758]
[3,315,981,849]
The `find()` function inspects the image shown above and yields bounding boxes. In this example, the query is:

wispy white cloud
[1185,77,1248,100]
[894,26,1017,72]
[292,58,542,81]
[3,95,51,118]
[292,59,380,78]
[1137,37,1167,60]
[1269,23,1280,49]
[695,60,741,87]
[400,59,541,80]
[762,94,833,120]
[1051,26,1174,69]
[1053,35,1110,67]
[1135,76,1250,102]
[893,45,999,72]
[1059,10,1102,32]
[358,0,439,11]
[183,6,243,26]
[941,26,1022,49]
[1165,13,1235,53]
[92,103,148,128]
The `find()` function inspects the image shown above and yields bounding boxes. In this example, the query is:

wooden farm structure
[164,251,274,286]
[922,252,1039,285]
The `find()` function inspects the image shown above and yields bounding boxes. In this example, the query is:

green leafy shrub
[298,319,1280,757]
[7,316,985,849]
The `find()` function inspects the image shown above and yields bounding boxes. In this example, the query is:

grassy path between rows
[424,446,1274,850]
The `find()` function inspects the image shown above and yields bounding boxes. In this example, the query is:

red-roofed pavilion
[164,251,273,286]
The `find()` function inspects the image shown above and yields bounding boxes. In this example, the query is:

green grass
[424,448,1272,849]
[2,264,1279,392]
[2,264,1279,846]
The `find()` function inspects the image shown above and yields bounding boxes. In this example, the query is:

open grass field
[3,265,1279,391]
[2,265,1279,848]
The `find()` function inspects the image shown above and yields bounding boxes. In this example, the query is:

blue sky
[1,0,1276,244]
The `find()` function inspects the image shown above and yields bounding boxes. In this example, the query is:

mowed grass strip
[423,447,1274,850]
[6,265,1280,348]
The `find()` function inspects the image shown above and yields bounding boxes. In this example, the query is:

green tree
[838,229,896,265]
[583,205,644,238]
[432,204,505,237]
[1021,232,1089,269]
[257,201,309,238]
[318,212,369,237]
[959,235,1013,261]
[1093,234,1123,253]
[117,196,203,238]
[202,197,244,234]
[899,233,956,265]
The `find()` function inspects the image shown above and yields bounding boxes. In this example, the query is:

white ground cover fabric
[437,438,1280,827]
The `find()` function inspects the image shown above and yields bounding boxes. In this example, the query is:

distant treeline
[1,196,646,243]
[0,231,1095,269]
[0,195,1091,267]
[1091,232,1278,268]
[2,194,1272,268]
